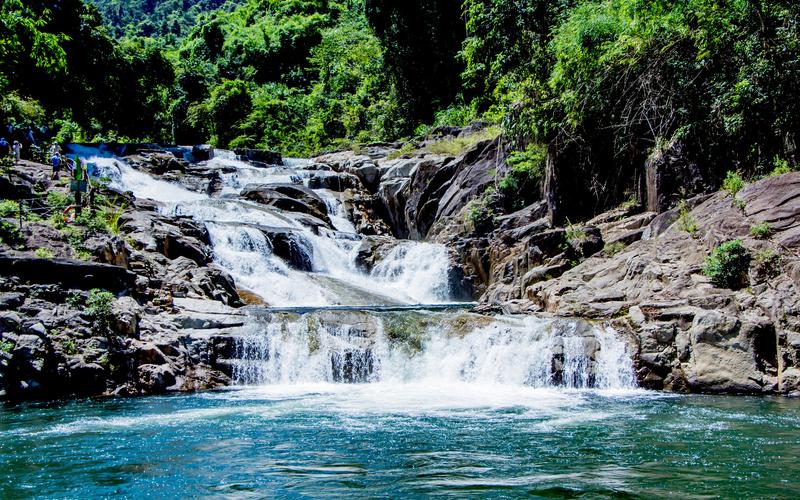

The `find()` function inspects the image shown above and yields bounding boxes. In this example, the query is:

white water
[232,314,636,390]
[84,149,455,306]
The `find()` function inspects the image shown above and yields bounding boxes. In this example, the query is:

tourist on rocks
[12,141,21,163]
[49,142,61,157]
[0,137,9,157]
[51,152,62,179]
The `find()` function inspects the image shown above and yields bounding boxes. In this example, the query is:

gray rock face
[523,175,800,394]
[241,183,331,223]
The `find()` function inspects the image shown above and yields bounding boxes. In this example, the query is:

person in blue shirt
[51,152,62,179]
[0,137,9,157]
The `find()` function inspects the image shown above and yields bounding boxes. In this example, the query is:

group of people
[0,137,23,164]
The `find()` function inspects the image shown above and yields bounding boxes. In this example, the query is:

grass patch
[750,221,772,239]
[0,340,14,353]
[34,248,54,259]
[386,142,416,161]
[676,200,698,235]
[0,199,19,217]
[424,126,500,156]
[603,241,627,256]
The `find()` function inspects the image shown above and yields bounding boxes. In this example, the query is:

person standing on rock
[51,152,62,179]
[12,141,22,164]
[0,137,9,157]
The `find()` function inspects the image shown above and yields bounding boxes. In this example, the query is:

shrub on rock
[703,240,751,290]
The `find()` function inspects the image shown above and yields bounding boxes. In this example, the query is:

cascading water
[230,312,636,390]
[76,146,637,392]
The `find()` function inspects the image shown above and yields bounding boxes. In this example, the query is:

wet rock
[138,364,176,393]
[234,149,282,165]
[262,229,315,272]
[241,184,331,223]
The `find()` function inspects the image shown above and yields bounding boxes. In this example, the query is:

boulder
[261,228,315,272]
[241,185,331,223]
[307,171,361,191]
[234,149,282,165]
[137,364,176,393]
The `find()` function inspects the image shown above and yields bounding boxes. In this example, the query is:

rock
[436,138,500,220]
[307,171,361,191]
[234,149,282,165]
[0,292,24,310]
[0,256,136,293]
[740,172,800,247]
[138,364,176,393]
[645,140,708,212]
[355,163,380,190]
[262,229,315,272]
[112,297,141,338]
[191,144,213,162]
[241,184,331,223]
[155,230,211,265]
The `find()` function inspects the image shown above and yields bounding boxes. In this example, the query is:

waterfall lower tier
[225,311,636,390]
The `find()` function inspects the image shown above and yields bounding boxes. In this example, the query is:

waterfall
[230,313,636,390]
[74,145,638,392]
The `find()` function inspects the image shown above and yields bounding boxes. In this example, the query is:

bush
[87,288,115,334]
[0,199,19,217]
[722,171,745,197]
[703,240,751,290]
[750,222,772,239]
[770,156,793,177]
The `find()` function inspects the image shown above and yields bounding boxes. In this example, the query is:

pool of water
[2,384,799,498]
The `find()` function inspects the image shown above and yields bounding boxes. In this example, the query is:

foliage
[0,340,14,353]
[0,220,21,245]
[677,200,698,235]
[61,338,77,355]
[703,240,751,290]
[66,292,84,308]
[424,127,500,157]
[47,191,72,210]
[34,248,54,259]
[752,248,782,282]
[498,143,547,210]
[464,189,499,234]
[750,222,773,239]
[722,171,745,197]
[770,156,794,177]
[603,241,626,256]
[0,199,19,218]
[386,143,416,161]
[365,0,465,132]
[86,288,115,334]
[566,223,587,243]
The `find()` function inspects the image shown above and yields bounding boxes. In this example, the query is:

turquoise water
[1,384,799,498]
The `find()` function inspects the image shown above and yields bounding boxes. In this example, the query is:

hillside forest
[1,0,799,218]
